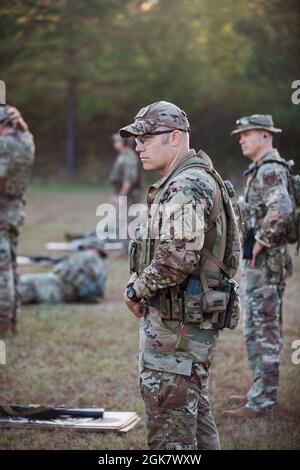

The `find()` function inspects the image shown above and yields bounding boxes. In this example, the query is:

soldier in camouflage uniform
[121,101,241,449]
[223,115,293,418]
[110,134,142,206]
[109,134,142,254]
[20,241,107,304]
[0,105,35,336]
[65,135,142,248]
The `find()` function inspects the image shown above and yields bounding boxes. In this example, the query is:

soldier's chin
[241,148,250,157]
[141,159,152,170]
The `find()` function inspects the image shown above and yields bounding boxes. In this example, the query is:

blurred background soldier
[122,101,240,450]
[110,133,142,207]
[0,105,35,336]
[223,115,294,418]
[109,134,143,255]
[20,241,107,304]
[65,134,143,253]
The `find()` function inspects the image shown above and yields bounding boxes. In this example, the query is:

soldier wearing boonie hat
[231,114,282,136]
[223,114,293,419]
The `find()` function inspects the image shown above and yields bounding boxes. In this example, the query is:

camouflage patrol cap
[119,101,190,138]
[231,114,282,136]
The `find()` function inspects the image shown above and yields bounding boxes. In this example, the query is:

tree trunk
[66,75,76,175]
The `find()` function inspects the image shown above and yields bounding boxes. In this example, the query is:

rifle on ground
[17,255,66,266]
[0,405,104,420]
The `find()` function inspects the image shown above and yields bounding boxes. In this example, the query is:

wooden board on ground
[0,411,141,433]
[46,242,124,252]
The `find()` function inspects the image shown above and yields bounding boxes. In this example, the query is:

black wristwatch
[126,284,141,303]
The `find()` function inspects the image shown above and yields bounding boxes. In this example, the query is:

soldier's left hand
[250,241,264,268]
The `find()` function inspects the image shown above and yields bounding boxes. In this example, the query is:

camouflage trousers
[241,255,287,412]
[0,229,19,335]
[19,273,67,304]
[139,311,220,450]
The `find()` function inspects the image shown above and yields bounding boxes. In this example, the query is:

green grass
[0,185,300,449]
[28,181,112,194]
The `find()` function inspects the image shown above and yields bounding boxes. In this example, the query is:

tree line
[1,0,299,180]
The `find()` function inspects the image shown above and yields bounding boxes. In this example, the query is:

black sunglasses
[135,129,188,145]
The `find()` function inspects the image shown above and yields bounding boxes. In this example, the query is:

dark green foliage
[1,0,299,178]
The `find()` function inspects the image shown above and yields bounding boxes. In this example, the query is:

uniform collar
[256,148,280,164]
[150,149,197,190]
[243,148,280,176]
[146,149,197,205]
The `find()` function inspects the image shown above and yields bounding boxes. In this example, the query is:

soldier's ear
[169,129,182,146]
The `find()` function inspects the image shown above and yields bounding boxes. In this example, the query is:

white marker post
[0,80,6,104]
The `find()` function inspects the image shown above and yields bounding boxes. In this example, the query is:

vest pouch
[183,274,204,324]
[149,289,172,320]
[184,293,204,324]
[213,279,240,330]
[139,238,150,272]
[149,286,183,321]
[225,279,240,329]
[223,180,235,198]
[169,286,183,321]
[286,211,300,246]
[202,290,227,314]
[129,240,138,273]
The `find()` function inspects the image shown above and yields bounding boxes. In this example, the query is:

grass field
[0,183,300,450]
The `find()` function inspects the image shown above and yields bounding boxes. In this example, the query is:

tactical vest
[0,131,35,198]
[129,150,241,330]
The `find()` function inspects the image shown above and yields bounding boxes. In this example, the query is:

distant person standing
[0,105,35,336]
[65,135,143,248]
[110,134,143,253]
[110,134,142,206]
[223,115,293,417]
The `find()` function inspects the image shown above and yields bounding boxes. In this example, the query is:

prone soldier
[20,240,107,304]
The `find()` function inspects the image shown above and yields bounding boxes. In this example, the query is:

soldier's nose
[135,142,144,152]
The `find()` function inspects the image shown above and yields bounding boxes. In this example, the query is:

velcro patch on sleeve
[263,171,281,186]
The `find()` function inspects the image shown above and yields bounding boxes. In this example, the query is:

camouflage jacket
[135,149,215,300]
[0,129,35,230]
[109,148,141,200]
[135,150,223,378]
[243,149,293,248]
[53,250,107,301]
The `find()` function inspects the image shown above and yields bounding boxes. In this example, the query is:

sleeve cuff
[255,233,272,248]
[135,278,156,300]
